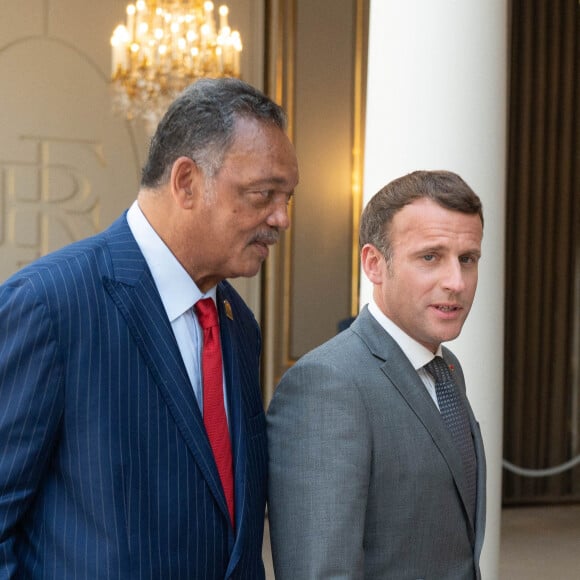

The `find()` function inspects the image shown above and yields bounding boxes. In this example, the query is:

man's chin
[437,327,463,345]
[229,261,264,280]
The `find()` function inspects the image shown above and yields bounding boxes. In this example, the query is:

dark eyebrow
[416,245,481,258]
[462,248,482,258]
[417,245,445,254]
[248,176,293,187]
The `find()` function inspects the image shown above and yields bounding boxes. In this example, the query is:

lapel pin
[449,364,455,372]
[224,299,234,320]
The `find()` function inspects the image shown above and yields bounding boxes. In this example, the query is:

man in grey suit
[267,170,486,579]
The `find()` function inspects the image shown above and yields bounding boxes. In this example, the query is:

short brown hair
[359,170,484,261]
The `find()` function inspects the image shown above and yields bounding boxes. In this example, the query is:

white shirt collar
[126,200,216,321]
[367,297,442,370]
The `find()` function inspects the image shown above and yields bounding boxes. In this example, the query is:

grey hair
[141,77,287,188]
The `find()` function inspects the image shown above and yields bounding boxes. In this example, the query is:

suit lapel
[101,216,232,530]
[352,307,476,537]
[382,354,476,535]
[217,287,250,575]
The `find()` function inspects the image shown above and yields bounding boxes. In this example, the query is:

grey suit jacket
[267,306,486,579]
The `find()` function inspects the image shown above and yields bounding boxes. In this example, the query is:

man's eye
[248,190,271,200]
[423,254,435,262]
[460,255,479,264]
[251,190,294,205]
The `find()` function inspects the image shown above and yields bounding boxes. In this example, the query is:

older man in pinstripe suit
[0,78,298,579]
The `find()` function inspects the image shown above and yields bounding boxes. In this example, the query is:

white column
[361,2,508,577]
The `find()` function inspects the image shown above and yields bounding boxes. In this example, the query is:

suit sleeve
[0,281,63,578]
[267,358,371,580]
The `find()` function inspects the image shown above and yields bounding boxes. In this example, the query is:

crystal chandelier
[110,0,243,129]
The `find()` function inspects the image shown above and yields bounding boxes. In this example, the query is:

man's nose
[266,196,291,231]
[441,260,466,293]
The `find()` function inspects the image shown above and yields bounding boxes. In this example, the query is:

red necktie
[194,298,235,527]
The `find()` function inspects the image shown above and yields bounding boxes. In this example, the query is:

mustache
[250,229,280,246]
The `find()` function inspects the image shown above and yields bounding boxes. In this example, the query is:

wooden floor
[262,504,580,579]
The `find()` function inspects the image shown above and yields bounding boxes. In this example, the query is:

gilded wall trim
[262,0,368,403]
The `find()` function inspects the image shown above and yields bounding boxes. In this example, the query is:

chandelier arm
[110,0,243,127]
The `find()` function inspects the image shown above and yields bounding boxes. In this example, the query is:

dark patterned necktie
[425,356,477,520]
[195,298,235,527]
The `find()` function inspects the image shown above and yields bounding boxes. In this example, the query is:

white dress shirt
[127,201,228,417]
[368,298,442,409]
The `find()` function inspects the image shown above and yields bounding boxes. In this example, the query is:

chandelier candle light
[111,0,243,128]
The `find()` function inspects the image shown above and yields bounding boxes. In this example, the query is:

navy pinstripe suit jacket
[0,214,268,579]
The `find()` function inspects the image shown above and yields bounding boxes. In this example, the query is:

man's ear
[361,243,385,285]
[170,156,203,209]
